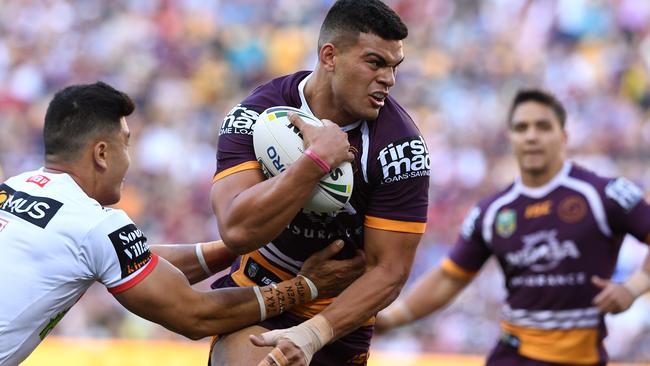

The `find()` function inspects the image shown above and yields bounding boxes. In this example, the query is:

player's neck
[304,71,355,126]
[519,159,566,188]
[44,159,95,198]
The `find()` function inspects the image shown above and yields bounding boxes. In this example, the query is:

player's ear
[93,140,109,171]
[319,43,336,72]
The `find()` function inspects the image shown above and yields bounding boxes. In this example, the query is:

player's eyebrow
[365,52,404,68]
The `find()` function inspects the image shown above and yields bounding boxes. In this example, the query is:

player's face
[332,32,404,121]
[509,101,567,182]
[101,117,131,205]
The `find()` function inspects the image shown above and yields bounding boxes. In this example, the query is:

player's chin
[358,106,381,121]
[521,161,548,176]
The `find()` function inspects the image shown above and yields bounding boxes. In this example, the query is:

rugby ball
[252,106,353,214]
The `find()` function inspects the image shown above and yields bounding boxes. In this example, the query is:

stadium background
[1,0,650,364]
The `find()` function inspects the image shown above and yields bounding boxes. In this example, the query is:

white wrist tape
[195,243,214,276]
[253,286,267,321]
[259,314,333,364]
[623,269,650,298]
[298,275,318,301]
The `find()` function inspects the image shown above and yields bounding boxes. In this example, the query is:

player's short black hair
[43,81,135,160]
[507,89,567,129]
[317,0,408,51]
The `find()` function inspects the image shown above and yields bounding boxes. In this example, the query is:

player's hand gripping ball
[253,106,353,214]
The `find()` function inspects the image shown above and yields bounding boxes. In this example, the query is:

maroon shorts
[211,274,373,366]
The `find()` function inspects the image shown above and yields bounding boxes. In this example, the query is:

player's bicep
[363,227,421,279]
[210,168,265,220]
[445,205,492,275]
[113,257,203,334]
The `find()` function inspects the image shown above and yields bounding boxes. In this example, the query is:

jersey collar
[297,72,362,132]
[38,167,102,207]
[514,161,572,199]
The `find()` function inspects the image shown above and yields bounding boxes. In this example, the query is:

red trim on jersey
[108,254,159,294]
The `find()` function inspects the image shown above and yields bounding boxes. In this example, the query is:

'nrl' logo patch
[496,208,516,238]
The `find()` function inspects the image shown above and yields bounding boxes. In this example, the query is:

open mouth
[369,92,387,107]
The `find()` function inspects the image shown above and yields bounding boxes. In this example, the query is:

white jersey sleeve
[0,170,158,365]
[84,209,158,294]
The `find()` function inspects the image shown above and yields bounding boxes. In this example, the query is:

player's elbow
[182,330,207,341]
[220,227,259,255]
[175,315,219,340]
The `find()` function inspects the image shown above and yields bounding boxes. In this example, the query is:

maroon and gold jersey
[213,71,429,318]
[444,162,650,365]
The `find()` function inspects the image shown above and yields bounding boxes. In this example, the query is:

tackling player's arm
[115,240,364,340]
[150,240,237,284]
[212,114,353,253]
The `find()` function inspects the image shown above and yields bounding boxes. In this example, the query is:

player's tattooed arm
[150,241,237,284]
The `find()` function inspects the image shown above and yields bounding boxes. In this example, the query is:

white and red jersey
[0,169,157,365]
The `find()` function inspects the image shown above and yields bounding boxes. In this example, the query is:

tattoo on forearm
[261,277,313,317]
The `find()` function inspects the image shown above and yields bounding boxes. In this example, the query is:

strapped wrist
[259,277,313,318]
[297,274,318,301]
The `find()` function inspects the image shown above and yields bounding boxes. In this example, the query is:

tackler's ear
[93,140,109,171]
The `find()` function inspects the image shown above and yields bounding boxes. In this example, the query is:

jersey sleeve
[365,135,430,234]
[84,210,158,294]
[603,177,650,243]
[443,205,493,280]
[214,104,263,182]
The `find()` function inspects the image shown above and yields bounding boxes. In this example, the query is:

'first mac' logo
[0,184,63,228]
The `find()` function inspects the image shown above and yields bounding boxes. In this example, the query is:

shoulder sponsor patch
[460,206,481,240]
[26,175,50,187]
[605,177,643,212]
[219,104,260,136]
[0,183,63,228]
[108,224,152,279]
[376,136,430,184]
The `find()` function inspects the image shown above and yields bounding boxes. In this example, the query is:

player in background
[0,81,364,365]
[375,89,650,366]
[209,1,429,365]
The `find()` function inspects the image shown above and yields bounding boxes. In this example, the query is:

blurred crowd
[1,0,650,362]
